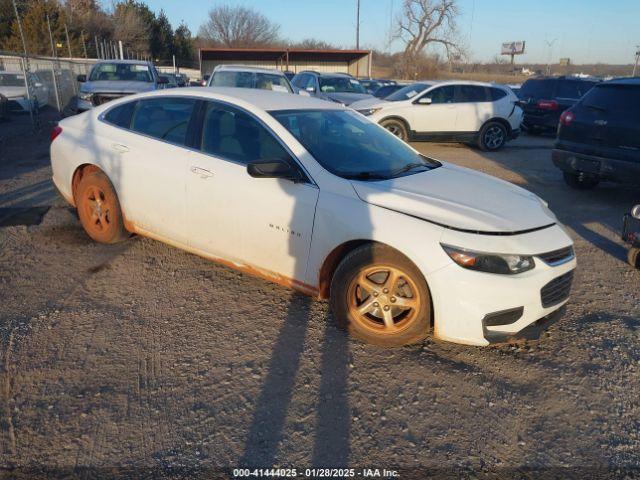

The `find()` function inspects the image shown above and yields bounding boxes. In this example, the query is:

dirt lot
[1,112,639,478]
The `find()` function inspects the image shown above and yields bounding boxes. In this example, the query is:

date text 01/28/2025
[232,468,400,478]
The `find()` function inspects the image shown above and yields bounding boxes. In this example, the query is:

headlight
[632,204,640,219]
[358,107,382,116]
[78,92,92,101]
[441,244,535,275]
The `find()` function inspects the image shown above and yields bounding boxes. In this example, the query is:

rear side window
[104,101,136,129]
[200,101,292,165]
[456,85,488,102]
[580,85,640,120]
[131,97,196,145]
[556,80,595,99]
[489,88,508,101]
[520,79,555,98]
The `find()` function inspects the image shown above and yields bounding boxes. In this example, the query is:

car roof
[94,60,154,66]
[214,65,287,75]
[299,71,354,78]
[131,86,344,112]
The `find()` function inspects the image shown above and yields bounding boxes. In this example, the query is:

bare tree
[198,5,280,48]
[396,0,462,76]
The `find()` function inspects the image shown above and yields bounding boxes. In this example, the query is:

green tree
[173,22,194,67]
[154,9,173,63]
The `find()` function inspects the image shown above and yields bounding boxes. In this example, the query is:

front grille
[537,246,575,266]
[92,94,123,106]
[541,271,574,308]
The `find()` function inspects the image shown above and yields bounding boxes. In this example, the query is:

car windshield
[212,71,292,92]
[0,73,26,87]
[319,77,366,94]
[385,83,432,101]
[272,109,441,180]
[89,63,153,82]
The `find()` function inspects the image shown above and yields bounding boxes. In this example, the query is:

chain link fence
[0,51,97,133]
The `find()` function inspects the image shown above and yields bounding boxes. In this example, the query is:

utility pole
[11,0,28,56]
[544,37,557,75]
[64,21,73,58]
[355,0,361,50]
[633,45,640,77]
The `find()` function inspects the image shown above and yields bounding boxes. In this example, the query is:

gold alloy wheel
[347,265,421,335]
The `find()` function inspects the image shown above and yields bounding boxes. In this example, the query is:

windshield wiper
[389,162,431,177]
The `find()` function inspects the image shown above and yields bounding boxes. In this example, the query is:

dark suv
[552,78,640,189]
[518,76,598,133]
[291,71,373,106]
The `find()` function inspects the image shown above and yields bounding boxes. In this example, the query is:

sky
[142,0,640,65]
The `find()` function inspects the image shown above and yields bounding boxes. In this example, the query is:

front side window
[130,97,196,145]
[423,85,456,104]
[104,101,137,129]
[319,77,366,94]
[89,63,153,83]
[272,109,440,180]
[201,102,292,165]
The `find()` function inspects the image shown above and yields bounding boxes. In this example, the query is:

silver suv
[76,60,167,112]
[206,65,294,93]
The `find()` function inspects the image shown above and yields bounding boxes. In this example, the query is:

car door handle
[190,166,214,178]
[111,143,129,153]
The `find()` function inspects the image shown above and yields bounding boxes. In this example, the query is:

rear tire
[76,170,129,244]
[330,244,431,347]
[628,248,640,268]
[478,121,507,151]
[380,118,409,142]
[563,171,600,190]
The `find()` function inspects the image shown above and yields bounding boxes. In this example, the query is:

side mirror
[247,159,301,182]
[417,96,432,105]
[77,74,86,83]
[157,75,169,85]
[306,85,316,93]
[632,205,640,219]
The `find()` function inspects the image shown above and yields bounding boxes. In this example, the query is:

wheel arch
[379,115,411,133]
[482,117,512,135]
[71,163,103,205]
[318,239,432,302]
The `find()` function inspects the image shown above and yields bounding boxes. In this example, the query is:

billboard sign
[501,41,526,56]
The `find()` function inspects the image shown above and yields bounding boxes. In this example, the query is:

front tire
[478,121,507,151]
[380,118,409,142]
[628,248,640,268]
[76,170,129,244]
[330,244,431,347]
[563,171,600,190]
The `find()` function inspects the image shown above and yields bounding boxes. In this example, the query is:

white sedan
[351,81,523,151]
[50,87,575,347]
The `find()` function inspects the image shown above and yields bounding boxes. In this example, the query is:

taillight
[50,125,62,142]
[559,110,575,126]
[537,99,559,110]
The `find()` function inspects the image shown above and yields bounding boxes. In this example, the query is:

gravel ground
[0,117,639,479]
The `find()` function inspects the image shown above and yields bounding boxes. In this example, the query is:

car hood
[325,92,374,106]
[349,97,389,110]
[351,162,557,233]
[81,81,155,94]
[0,86,27,98]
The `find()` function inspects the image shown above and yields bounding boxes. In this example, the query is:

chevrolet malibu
[50,88,576,347]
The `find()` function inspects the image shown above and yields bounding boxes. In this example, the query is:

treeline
[0,0,195,66]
